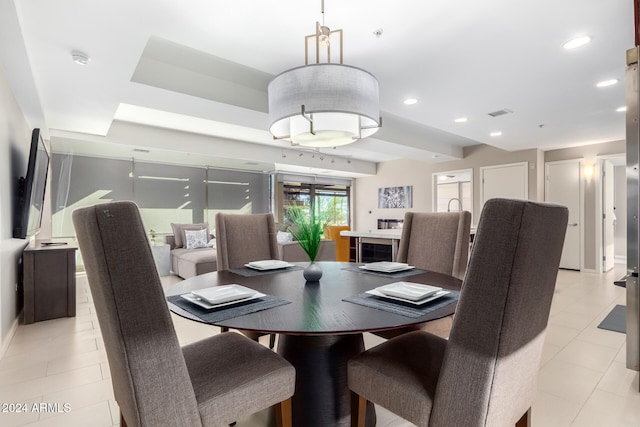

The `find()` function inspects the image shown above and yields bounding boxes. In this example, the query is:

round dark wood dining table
[166,262,462,427]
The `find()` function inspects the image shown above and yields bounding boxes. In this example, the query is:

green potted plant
[149,228,156,244]
[287,207,324,281]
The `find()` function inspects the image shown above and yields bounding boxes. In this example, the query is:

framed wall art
[378,186,413,208]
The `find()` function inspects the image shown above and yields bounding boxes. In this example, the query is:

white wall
[353,140,625,271]
[544,140,625,270]
[0,63,32,356]
[353,144,541,231]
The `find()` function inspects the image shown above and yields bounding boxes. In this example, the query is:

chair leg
[275,398,292,427]
[120,413,128,427]
[350,391,367,427]
[269,333,276,349]
[515,408,531,427]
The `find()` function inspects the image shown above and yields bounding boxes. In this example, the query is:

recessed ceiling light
[71,51,90,65]
[454,117,468,123]
[490,131,502,137]
[617,106,627,112]
[403,98,418,105]
[596,79,618,88]
[563,36,591,50]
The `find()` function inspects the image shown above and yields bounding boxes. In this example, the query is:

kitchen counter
[341,227,477,262]
[340,230,402,240]
[340,230,402,262]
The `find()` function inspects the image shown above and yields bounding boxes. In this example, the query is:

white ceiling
[2,0,633,176]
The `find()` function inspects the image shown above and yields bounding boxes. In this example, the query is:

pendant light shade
[267,1,381,147]
[268,64,380,147]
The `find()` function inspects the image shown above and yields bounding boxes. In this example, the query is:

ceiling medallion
[267,0,381,147]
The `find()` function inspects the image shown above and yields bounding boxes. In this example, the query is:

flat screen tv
[13,128,50,239]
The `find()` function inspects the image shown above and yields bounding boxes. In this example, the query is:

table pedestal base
[278,334,376,427]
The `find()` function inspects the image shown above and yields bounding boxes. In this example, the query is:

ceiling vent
[133,148,150,153]
[488,108,513,117]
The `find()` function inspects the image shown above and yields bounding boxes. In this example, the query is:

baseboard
[615,256,627,264]
[0,314,21,360]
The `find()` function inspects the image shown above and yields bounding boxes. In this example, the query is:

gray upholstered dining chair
[215,212,280,349]
[73,202,295,427]
[374,210,471,339]
[349,198,568,427]
[398,210,472,280]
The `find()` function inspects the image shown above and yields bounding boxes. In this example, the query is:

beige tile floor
[0,264,638,426]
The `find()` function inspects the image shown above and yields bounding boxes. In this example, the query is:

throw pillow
[170,222,209,248]
[185,229,208,249]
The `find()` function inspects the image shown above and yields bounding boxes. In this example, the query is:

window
[206,168,271,225]
[283,182,312,221]
[279,175,351,229]
[51,153,271,237]
[314,184,349,225]
[51,154,133,237]
[133,161,207,233]
[282,182,350,227]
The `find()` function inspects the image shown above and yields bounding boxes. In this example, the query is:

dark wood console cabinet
[23,238,78,324]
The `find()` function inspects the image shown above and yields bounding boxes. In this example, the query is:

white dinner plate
[191,284,257,304]
[245,260,294,270]
[376,282,442,301]
[365,288,450,305]
[359,261,415,273]
[181,289,266,310]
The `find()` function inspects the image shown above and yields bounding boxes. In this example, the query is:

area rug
[597,305,626,334]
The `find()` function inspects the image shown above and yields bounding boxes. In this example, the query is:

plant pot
[303,262,323,282]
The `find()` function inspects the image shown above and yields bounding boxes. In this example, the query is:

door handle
[568,223,578,227]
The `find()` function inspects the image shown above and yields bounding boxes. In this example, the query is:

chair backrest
[430,198,568,427]
[396,211,471,280]
[325,225,351,262]
[72,201,202,427]
[215,213,279,270]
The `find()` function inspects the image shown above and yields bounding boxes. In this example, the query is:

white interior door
[603,160,615,271]
[480,162,528,215]
[546,160,581,270]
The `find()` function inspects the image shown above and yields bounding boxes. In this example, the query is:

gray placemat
[342,266,427,278]
[343,291,459,318]
[167,294,290,323]
[228,265,303,277]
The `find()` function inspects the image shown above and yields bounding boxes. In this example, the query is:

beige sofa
[166,234,217,279]
[167,235,336,279]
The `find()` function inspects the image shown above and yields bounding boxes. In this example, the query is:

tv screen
[13,128,50,239]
